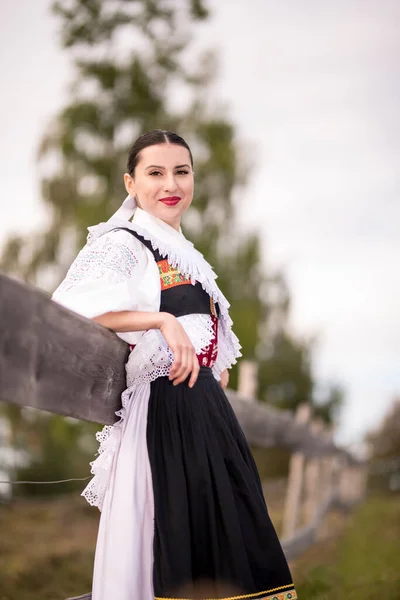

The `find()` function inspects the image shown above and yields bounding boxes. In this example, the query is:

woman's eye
[149,170,189,176]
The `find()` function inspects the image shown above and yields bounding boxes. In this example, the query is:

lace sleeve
[52,229,148,319]
[212,317,242,381]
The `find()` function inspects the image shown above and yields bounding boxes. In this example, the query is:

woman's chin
[156,201,190,221]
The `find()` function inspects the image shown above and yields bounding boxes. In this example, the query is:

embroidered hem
[154,584,297,600]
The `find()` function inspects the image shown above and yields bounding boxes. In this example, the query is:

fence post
[319,426,336,503]
[237,360,258,401]
[303,418,324,525]
[338,461,356,506]
[282,403,311,538]
[339,463,368,506]
[357,464,368,500]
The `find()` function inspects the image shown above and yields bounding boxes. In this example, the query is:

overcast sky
[1,0,399,448]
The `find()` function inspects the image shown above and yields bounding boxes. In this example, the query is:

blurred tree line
[367,398,400,494]
[0,0,343,494]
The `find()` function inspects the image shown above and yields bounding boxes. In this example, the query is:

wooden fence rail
[0,274,356,461]
[0,273,367,598]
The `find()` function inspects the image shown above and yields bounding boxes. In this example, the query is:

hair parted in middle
[127,130,194,177]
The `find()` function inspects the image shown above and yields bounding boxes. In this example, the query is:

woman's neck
[161,217,181,232]
[133,207,183,236]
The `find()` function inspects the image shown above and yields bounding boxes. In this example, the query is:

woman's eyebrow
[145,164,191,170]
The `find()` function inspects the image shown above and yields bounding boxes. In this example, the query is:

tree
[0,0,308,387]
[1,0,239,283]
[367,397,400,493]
[0,0,340,489]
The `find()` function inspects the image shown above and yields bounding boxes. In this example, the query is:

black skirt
[146,367,297,600]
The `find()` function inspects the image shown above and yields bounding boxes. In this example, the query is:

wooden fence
[232,362,367,559]
[0,273,367,598]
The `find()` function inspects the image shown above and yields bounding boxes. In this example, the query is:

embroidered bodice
[116,227,219,369]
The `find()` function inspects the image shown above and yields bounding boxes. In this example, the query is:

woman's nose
[163,173,178,192]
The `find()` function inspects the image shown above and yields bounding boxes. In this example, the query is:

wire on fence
[0,476,91,485]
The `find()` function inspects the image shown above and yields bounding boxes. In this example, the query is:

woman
[53,130,297,600]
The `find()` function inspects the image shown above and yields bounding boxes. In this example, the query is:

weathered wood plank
[0,274,356,461]
[0,273,128,424]
[226,391,355,461]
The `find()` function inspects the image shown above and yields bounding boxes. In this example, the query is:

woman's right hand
[158,313,200,388]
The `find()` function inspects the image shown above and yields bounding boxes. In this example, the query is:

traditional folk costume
[53,198,297,600]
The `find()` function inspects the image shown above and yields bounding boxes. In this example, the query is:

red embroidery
[196,315,218,368]
[129,264,219,368]
[157,259,191,291]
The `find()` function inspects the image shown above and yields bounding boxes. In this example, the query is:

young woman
[53,130,297,600]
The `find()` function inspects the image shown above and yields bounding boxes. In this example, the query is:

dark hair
[127,129,194,176]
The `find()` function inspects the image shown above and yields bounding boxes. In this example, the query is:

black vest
[115,228,219,320]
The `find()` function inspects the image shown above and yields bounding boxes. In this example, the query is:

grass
[0,492,398,599]
[0,494,98,600]
[292,494,400,599]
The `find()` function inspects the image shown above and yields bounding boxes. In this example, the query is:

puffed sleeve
[52,229,155,345]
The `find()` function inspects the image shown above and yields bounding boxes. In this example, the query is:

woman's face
[124,143,194,230]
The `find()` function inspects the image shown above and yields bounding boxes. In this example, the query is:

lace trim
[82,314,217,509]
[81,385,137,509]
[87,218,242,370]
[125,313,216,387]
[174,313,216,354]
[81,424,120,508]
[212,317,241,380]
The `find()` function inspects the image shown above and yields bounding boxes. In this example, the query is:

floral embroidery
[196,315,218,368]
[155,586,297,600]
[210,296,218,317]
[158,259,192,290]
[268,591,297,600]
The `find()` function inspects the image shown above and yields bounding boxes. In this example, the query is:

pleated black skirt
[146,367,297,600]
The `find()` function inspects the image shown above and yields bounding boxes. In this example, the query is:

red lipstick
[159,196,181,206]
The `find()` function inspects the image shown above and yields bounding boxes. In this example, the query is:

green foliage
[1,406,96,497]
[367,398,400,493]
[0,0,344,491]
[295,496,400,599]
[312,382,344,425]
[367,399,400,461]
[258,330,314,411]
[2,1,243,284]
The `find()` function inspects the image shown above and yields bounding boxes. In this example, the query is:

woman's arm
[220,369,229,390]
[93,310,200,388]
[93,310,164,332]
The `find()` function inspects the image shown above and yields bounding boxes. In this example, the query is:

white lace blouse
[52,207,241,381]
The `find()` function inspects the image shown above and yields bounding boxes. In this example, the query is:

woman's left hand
[220,369,229,389]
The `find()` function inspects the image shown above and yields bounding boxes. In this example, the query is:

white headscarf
[108,194,137,222]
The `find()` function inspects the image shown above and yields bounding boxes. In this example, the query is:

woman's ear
[124,173,135,196]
